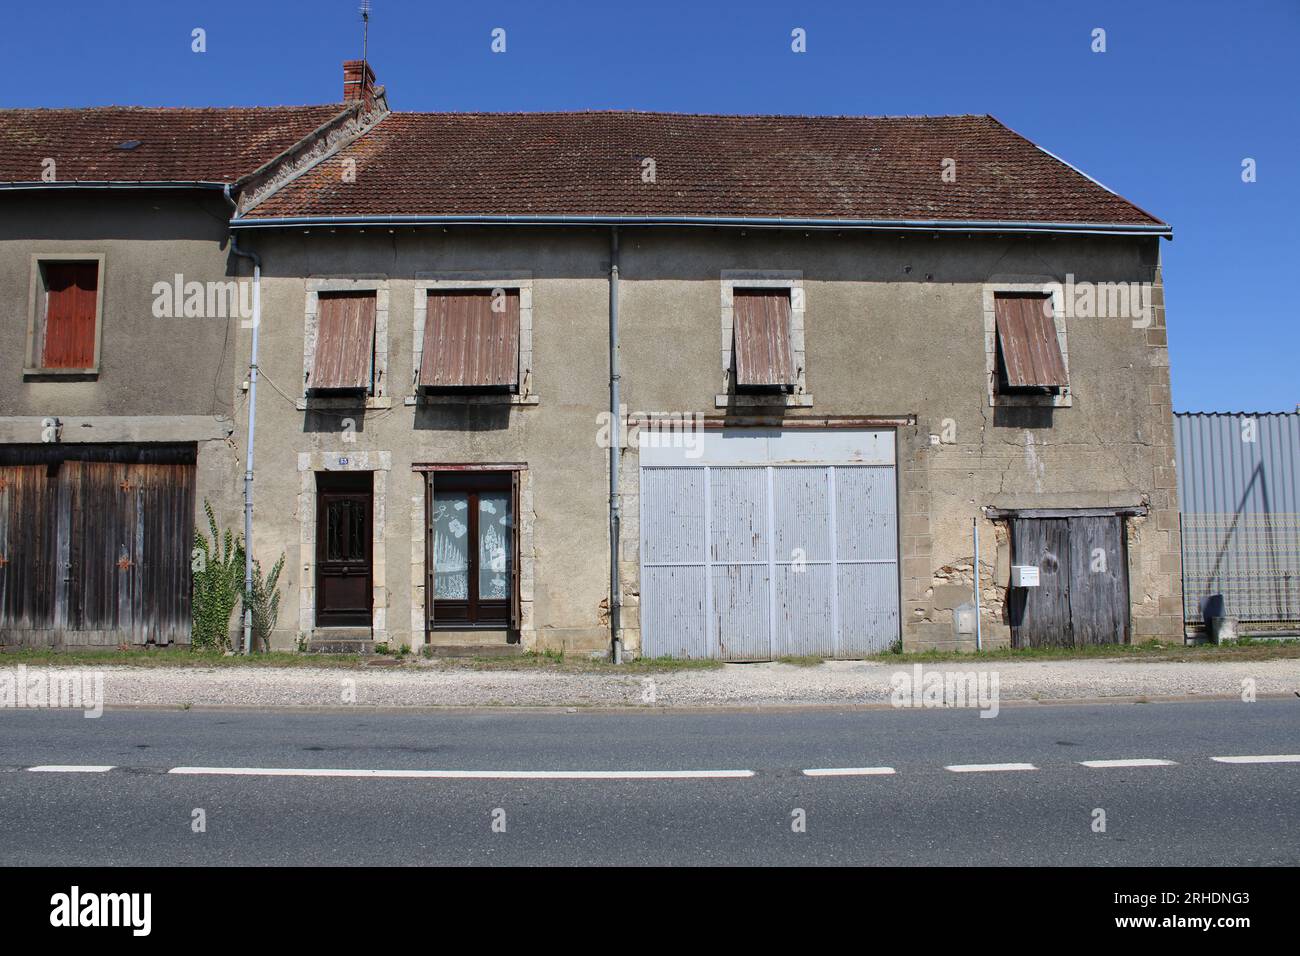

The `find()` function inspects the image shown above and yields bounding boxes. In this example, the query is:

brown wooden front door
[316,473,373,627]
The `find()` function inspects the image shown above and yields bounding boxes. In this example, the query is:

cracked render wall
[614,229,1181,654]
[226,227,1179,655]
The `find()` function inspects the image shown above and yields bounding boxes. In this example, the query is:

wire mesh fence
[1181,513,1300,627]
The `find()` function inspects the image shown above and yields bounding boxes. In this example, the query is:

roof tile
[246,111,1164,226]
[0,105,345,184]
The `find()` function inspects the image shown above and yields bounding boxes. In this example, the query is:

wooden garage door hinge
[117,556,133,570]
[119,481,132,492]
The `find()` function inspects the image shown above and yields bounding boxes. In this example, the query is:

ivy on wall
[191,500,285,652]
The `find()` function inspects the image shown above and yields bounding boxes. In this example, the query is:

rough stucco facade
[235,229,613,653]
[1,78,1182,656]
[229,225,1180,655]
[0,191,245,558]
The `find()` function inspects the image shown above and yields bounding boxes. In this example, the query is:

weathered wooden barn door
[1010,515,1129,647]
[1009,518,1072,647]
[0,463,60,640]
[0,445,196,647]
[1067,515,1129,644]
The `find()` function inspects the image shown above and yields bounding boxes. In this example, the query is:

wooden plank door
[1009,517,1073,648]
[1067,515,1129,644]
[315,475,373,627]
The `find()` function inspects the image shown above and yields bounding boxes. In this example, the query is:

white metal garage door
[639,430,899,660]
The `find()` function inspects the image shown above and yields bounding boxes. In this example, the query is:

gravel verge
[10,658,1299,710]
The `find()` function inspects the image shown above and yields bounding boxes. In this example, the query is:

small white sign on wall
[1011,565,1040,588]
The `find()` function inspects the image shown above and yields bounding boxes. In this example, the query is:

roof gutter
[0,181,231,191]
[227,213,1172,238]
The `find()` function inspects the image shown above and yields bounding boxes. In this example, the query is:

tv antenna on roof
[359,0,371,70]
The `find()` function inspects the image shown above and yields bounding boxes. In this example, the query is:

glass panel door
[433,491,470,600]
[478,493,512,600]
[427,474,514,627]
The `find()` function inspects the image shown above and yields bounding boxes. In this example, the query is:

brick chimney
[343,59,376,107]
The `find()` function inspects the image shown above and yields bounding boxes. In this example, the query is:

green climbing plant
[191,500,243,650]
[247,553,286,653]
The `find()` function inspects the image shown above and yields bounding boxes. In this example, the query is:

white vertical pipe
[242,263,260,655]
[973,516,982,651]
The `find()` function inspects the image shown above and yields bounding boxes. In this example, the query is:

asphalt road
[1,699,1297,865]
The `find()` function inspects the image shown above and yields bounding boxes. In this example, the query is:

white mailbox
[1011,565,1040,588]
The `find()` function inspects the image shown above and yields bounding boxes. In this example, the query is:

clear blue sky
[3,0,1296,412]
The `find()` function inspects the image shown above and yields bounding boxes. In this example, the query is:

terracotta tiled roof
[243,111,1165,227]
[0,105,346,184]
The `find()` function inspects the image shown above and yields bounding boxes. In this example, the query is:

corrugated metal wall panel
[1175,412,1300,626]
[640,468,705,565]
[1176,413,1300,515]
[834,466,900,654]
[834,466,898,561]
[733,289,795,387]
[710,467,771,660]
[642,566,709,658]
[836,562,900,654]
[773,467,831,561]
[640,450,899,660]
[775,565,836,657]
[713,565,771,660]
[639,467,711,659]
[709,468,768,564]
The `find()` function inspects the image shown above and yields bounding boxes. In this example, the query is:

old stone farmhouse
[0,60,1182,658]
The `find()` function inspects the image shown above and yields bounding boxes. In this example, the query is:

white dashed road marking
[167,766,755,780]
[19,755,1300,777]
[26,765,115,773]
[945,762,1038,773]
[802,767,896,777]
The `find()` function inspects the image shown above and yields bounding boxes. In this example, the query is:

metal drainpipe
[609,227,622,663]
[973,516,982,652]
[224,186,261,655]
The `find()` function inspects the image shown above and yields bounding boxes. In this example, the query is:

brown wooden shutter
[994,294,1068,389]
[311,292,377,391]
[421,290,520,389]
[42,262,98,369]
[733,289,795,387]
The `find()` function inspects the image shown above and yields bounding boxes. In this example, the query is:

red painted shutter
[42,262,98,368]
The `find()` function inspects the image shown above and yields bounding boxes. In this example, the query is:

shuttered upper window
[309,291,377,393]
[994,293,1069,393]
[420,289,520,390]
[733,288,795,389]
[33,260,101,371]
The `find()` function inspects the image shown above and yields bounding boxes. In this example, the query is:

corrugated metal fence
[1175,412,1300,629]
